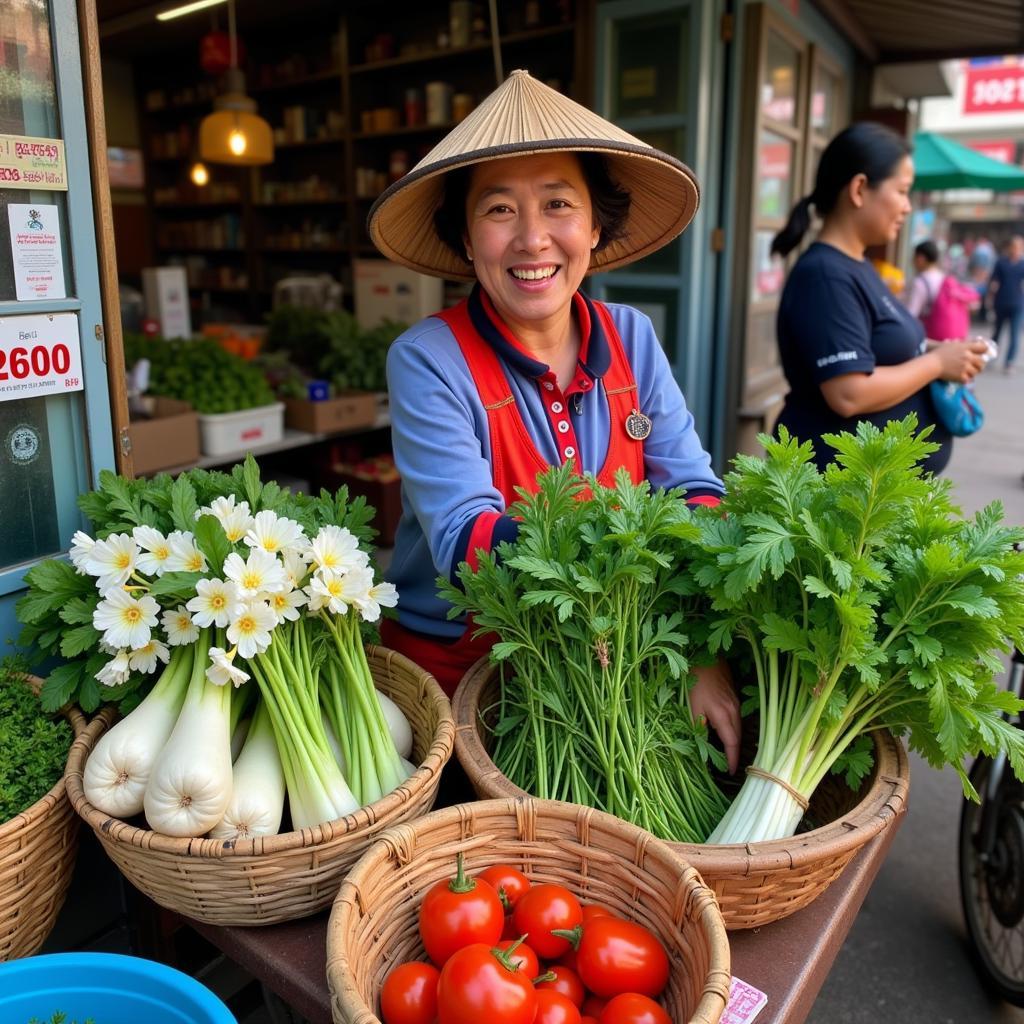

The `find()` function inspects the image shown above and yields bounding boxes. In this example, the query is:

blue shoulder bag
[929,380,984,437]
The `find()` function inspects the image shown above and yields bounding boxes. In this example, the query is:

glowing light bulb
[190,161,210,186]
[227,129,247,156]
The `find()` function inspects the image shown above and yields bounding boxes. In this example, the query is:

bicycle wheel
[959,755,1024,1006]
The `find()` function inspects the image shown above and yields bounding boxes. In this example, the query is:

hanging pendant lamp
[198,0,273,166]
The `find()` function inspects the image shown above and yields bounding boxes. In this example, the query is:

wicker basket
[327,797,731,1024]
[453,659,910,931]
[1,676,86,961]
[65,646,455,926]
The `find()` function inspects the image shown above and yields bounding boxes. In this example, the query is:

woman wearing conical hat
[371,70,739,770]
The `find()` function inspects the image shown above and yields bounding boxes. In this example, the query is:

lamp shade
[199,105,273,165]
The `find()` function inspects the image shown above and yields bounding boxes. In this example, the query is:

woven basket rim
[0,674,87,840]
[453,657,910,872]
[64,645,456,859]
[327,795,731,1024]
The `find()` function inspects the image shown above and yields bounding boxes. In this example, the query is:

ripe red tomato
[419,853,505,966]
[478,864,531,912]
[536,964,585,1007]
[510,883,582,959]
[581,995,608,1018]
[580,1018,600,1024]
[581,903,616,923]
[598,993,671,1024]
[572,917,669,998]
[534,989,582,1024]
[380,961,439,1024]
[496,938,540,980]
[437,942,537,1024]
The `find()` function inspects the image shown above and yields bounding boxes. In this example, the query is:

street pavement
[808,364,1024,1023]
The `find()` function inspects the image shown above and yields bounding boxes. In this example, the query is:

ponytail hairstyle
[770,122,912,258]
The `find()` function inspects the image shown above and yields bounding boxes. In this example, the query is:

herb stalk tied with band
[691,417,1024,844]
[440,464,728,844]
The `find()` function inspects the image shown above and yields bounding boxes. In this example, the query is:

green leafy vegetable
[689,417,1024,844]
[0,656,73,822]
[440,464,728,844]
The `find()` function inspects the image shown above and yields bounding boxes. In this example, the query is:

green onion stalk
[317,607,405,806]
[243,620,359,830]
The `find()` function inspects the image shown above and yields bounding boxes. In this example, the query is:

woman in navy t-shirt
[771,123,989,474]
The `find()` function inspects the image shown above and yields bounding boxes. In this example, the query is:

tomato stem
[448,851,477,895]
[532,971,557,985]
[550,924,583,950]
[490,934,528,974]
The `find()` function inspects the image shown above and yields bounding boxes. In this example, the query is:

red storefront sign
[964,139,1018,164]
[963,65,1024,115]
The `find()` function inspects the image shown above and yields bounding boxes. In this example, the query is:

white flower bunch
[75,500,396,690]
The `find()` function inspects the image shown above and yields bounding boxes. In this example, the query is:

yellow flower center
[264,539,280,552]
[125,607,141,623]
[226,528,244,541]
[239,615,255,633]
[211,595,225,610]
[116,553,131,570]
[242,571,261,590]
[187,554,203,571]
[273,595,286,609]
[327,579,344,597]
[155,545,170,559]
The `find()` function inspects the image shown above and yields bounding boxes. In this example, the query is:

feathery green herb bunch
[689,417,1024,844]
[440,464,728,843]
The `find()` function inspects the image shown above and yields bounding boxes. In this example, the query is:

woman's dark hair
[433,152,631,263]
[915,239,939,264]
[771,122,912,258]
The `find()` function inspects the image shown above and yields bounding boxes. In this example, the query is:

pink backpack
[920,275,978,341]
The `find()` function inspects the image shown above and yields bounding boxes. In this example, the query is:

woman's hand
[932,339,989,384]
[690,660,741,774]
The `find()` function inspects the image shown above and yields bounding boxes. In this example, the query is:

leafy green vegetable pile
[123,333,276,414]
[440,464,728,844]
[0,656,73,822]
[689,418,1024,842]
[17,457,375,714]
[264,306,405,393]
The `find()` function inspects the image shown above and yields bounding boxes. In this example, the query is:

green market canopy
[913,131,1024,192]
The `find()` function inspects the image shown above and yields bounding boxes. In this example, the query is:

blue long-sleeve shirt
[385,290,723,639]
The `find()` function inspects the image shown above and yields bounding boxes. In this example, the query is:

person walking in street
[905,239,979,341]
[987,235,1024,374]
[769,122,988,475]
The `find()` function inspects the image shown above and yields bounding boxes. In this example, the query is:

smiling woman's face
[463,152,600,332]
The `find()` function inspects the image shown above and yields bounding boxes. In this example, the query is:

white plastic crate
[198,402,285,457]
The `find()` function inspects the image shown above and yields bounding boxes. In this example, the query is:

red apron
[380,296,646,695]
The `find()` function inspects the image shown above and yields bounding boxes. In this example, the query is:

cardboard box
[128,397,200,475]
[354,259,443,329]
[283,391,379,434]
[142,266,192,339]
[329,468,402,547]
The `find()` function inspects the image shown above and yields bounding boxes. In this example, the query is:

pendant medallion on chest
[625,408,652,441]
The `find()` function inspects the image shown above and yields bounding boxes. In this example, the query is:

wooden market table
[182,806,904,1024]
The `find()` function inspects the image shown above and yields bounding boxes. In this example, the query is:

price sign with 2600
[0,314,84,402]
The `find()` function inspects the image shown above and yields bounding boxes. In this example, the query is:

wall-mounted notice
[0,134,67,190]
[0,313,84,403]
[8,204,66,300]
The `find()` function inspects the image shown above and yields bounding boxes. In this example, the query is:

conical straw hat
[368,70,700,281]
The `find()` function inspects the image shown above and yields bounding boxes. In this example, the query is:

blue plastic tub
[0,951,237,1024]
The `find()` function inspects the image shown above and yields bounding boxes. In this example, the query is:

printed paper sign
[8,204,66,301]
[721,977,769,1024]
[0,313,84,403]
[0,134,68,190]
